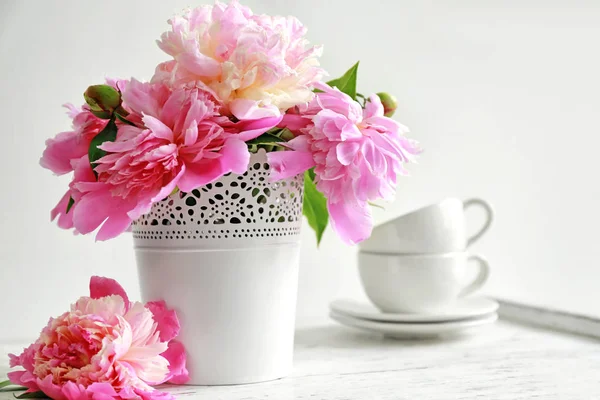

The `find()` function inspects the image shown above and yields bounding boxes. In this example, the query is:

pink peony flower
[155,1,324,120]
[40,79,128,176]
[40,104,108,176]
[268,82,420,244]
[8,276,188,400]
[68,79,280,240]
[50,155,96,232]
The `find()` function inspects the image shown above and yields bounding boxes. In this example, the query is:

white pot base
[136,244,300,385]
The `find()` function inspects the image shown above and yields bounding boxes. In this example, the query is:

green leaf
[0,381,13,389]
[14,391,48,399]
[65,196,75,214]
[303,170,329,246]
[88,118,118,175]
[115,112,135,126]
[0,387,27,393]
[0,380,28,392]
[326,61,359,100]
[246,133,286,145]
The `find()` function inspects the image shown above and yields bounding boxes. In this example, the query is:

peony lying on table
[4,277,188,400]
[40,0,419,245]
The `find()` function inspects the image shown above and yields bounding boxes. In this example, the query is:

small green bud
[84,85,122,119]
[376,92,398,117]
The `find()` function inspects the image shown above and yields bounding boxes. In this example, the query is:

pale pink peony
[268,82,420,244]
[67,79,279,240]
[8,277,188,400]
[155,1,324,120]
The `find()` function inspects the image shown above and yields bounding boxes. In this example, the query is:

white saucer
[330,297,499,323]
[330,310,498,339]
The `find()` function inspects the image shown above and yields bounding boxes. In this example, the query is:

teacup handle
[459,254,490,297]
[463,198,494,247]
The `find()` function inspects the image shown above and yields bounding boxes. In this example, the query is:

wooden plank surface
[2,320,599,399]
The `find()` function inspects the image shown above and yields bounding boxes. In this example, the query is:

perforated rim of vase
[131,149,304,250]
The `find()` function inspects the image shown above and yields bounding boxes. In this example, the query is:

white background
[1,0,599,343]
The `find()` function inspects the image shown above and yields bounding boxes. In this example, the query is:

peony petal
[61,381,88,400]
[361,139,387,174]
[176,51,221,78]
[229,99,281,120]
[86,383,119,400]
[340,122,362,141]
[51,191,75,229]
[71,191,112,235]
[132,387,175,400]
[158,88,188,128]
[219,138,250,175]
[336,141,360,166]
[71,155,97,186]
[39,131,88,175]
[177,159,225,192]
[9,343,38,371]
[72,295,126,320]
[234,115,283,141]
[328,200,373,245]
[267,150,315,181]
[151,60,176,85]
[148,166,186,207]
[277,113,311,134]
[162,341,189,384]
[143,115,174,141]
[184,123,198,147]
[364,94,384,118]
[122,79,163,118]
[285,135,311,152]
[363,115,403,134]
[7,371,39,392]
[89,276,130,306]
[37,375,66,400]
[96,213,134,242]
[146,301,180,342]
[72,186,139,241]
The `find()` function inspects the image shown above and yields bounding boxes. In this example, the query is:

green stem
[368,201,385,210]
[356,92,367,107]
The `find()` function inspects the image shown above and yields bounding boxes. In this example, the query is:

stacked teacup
[330,198,498,339]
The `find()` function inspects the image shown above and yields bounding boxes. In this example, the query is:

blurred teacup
[359,198,493,254]
[358,251,490,313]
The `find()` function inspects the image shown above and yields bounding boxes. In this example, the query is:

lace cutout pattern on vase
[132,151,304,248]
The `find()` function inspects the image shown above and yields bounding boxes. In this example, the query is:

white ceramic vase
[131,150,304,385]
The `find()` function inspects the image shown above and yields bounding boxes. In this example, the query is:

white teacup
[358,251,490,313]
[359,198,494,254]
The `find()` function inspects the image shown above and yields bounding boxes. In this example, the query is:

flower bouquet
[36,0,419,386]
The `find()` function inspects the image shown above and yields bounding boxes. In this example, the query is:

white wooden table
[2,319,599,399]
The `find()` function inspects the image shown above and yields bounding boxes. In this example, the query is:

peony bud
[376,92,398,117]
[84,85,122,119]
